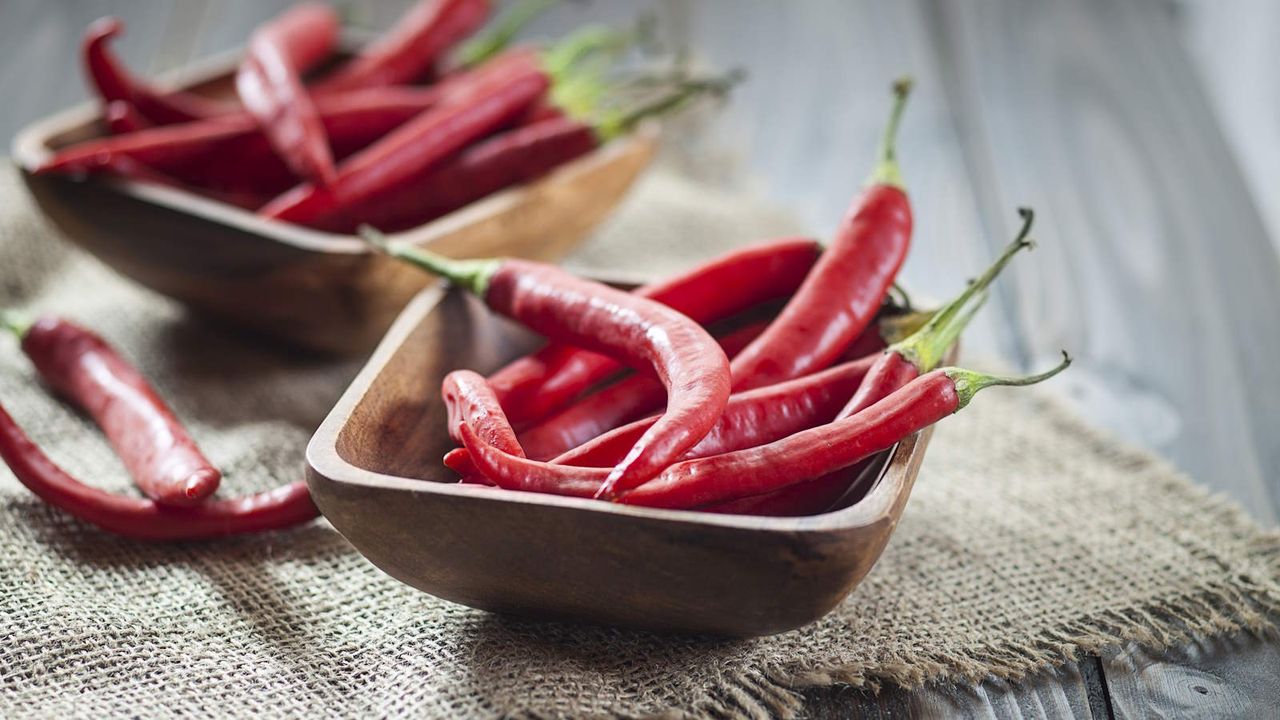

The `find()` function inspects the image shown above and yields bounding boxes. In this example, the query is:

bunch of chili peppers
[37,0,733,231]
[370,78,1070,513]
[0,22,1072,540]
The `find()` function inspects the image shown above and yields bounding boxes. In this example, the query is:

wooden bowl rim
[305,283,926,535]
[9,44,659,257]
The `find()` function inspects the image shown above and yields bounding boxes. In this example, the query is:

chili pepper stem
[360,226,500,297]
[866,76,913,190]
[541,24,633,82]
[947,351,1072,409]
[892,207,1035,371]
[0,310,33,339]
[595,69,744,140]
[456,0,559,68]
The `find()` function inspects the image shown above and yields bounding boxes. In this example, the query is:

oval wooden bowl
[9,49,656,355]
[306,283,938,637]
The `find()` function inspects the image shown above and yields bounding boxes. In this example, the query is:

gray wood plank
[0,1,176,141]
[925,0,1280,526]
[1104,633,1280,720]
[799,660,1106,719]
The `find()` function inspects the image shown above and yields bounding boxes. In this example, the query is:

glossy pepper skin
[311,114,600,233]
[260,54,549,225]
[369,237,734,498]
[236,3,341,184]
[315,0,491,92]
[442,370,523,459]
[19,317,220,508]
[488,238,822,425]
[718,212,1035,517]
[729,80,914,391]
[518,321,769,461]
[0,402,316,541]
[82,17,231,124]
[458,358,1070,508]
[550,354,878,469]
[39,88,442,202]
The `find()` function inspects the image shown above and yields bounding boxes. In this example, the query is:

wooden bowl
[306,283,939,637]
[10,48,656,355]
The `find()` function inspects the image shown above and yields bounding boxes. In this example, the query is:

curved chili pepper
[519,302,931,466]
[489,237,821,426]
[103,100,150,134]
[236,3,341,185]
[442,369,523,459]
[365,233,733,496]
[729,79,914,390]
[261,54,548,225]
[3,314,220,507]
[315,0,491,93]
[459,356,1071,507]
[82,17,231,124]
[0,401,316,541]
[518,320,768,461]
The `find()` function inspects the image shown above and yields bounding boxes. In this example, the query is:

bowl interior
[328,284,892,514]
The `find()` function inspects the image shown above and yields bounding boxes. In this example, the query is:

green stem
[359,226,500,297]
[946,351,1072,409]
[594,69,743,141]
[891,207,1035,371]
[454,0,559,69]
[0,310,33,339]
[866,76,913,189]
[541,24,632,82]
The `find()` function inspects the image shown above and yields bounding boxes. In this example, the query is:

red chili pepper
[38,88,440,200]
[702,213,1035,517]
[366,232,733,496]
[518,320,768,461]
[103,100,150,134]
[306,73,734,233]
[309,114,598,233]
[314,0,491,93]
[840,210,1033,420]
[729,79,914,391]
[236,3,341,185]
[260,55,548,225]
[0,401,316,541]
[521,305,931,468]
[442,369,522,459]
[3,314,219,507]
[459,356,1071,506]
[82,17,232,124]
[701,468,873,517]
[550,354,878,470]
[489,237,821,426]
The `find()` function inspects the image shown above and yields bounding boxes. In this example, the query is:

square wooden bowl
[10,47,656,354]
[306,283,938,637]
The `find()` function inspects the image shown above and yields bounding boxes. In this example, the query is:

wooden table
[2,0,1278,716]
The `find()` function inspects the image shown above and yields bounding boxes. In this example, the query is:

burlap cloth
[1,164,1277,719]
